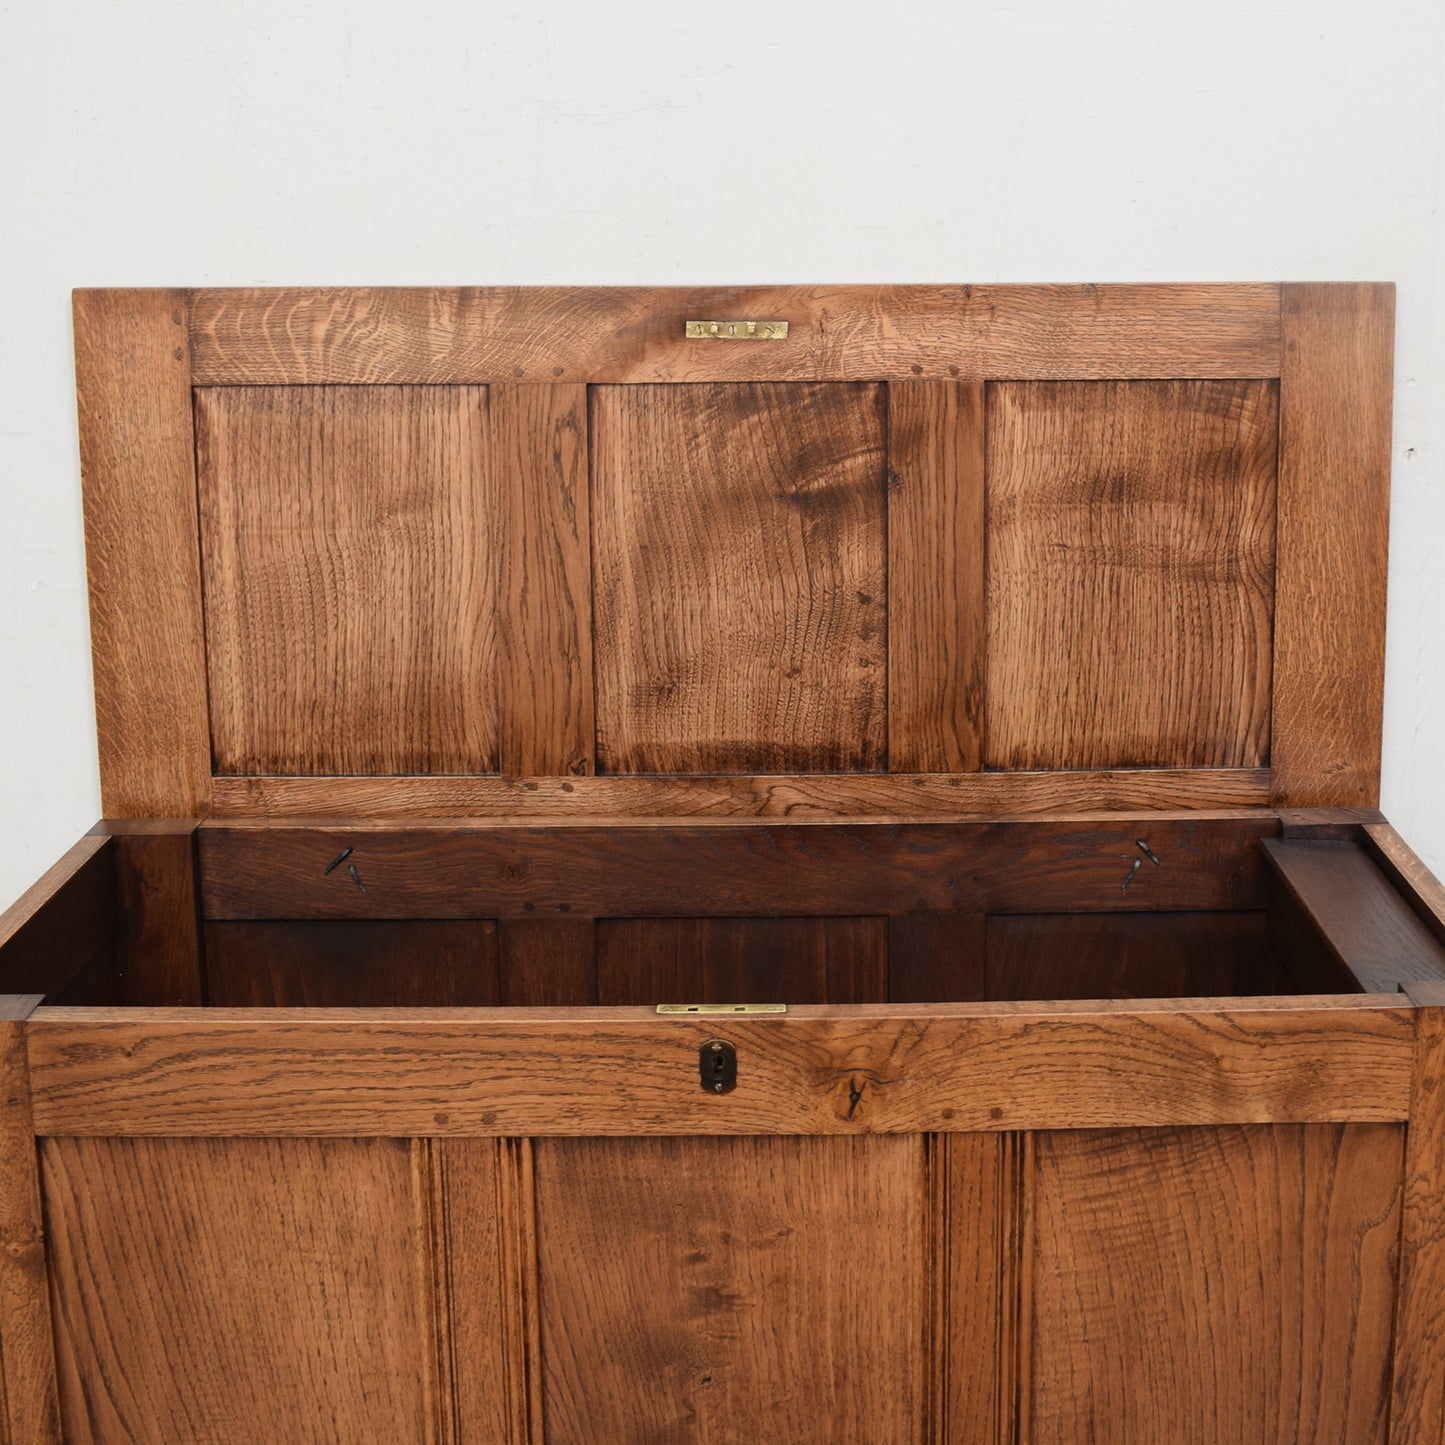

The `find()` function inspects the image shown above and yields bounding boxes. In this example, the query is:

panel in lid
[73,284,1393,819]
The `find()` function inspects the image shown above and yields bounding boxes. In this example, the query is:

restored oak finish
[43,1136,444,1443]
[74,289,210,817]
[492,384,594,778]
[985,380,1277,771]
[100,822,204,1007]
[1272,284,1395,808]
[1391,982,1445,1445]
[195,816,1277,921]
[595,916,887,1005]
[0,835,114,999]
[534,1136,925,1445]
[591,382,887,773]
[187,284,1284,383]
[1263,839,1445,994]
[196,384,498,776]
[985,911,1270,1000]
[887,380,985,772]
[32,284,1443,1442]
[206,766,1275,818]
[0,997,61,1444]
[1029,1124,1403,1444]
[205,920,501,1007]
[22,1000,1415,1137]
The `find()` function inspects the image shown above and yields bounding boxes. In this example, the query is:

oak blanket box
[0,282,1441,1443]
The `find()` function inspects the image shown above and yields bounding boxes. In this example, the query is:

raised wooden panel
[205,920,500,1006]
[196,385,497,776]
[534,1135,925,1445]
[1029,1125,1402,1444]
[986,911,1273,1000]
[43,1136,443,1444]
[595,916,887,1005]
[986,380,1278,770]
[592,383,887,773]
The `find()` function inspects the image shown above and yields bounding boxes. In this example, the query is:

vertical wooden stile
[887,381,986,772]
[1273,284,1395,807]
[493,384,594,777]
[0,997,60,1444]
[1390,980,1445,1443]
[76,289,210,817]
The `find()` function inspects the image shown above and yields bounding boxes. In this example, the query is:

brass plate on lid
[685,320,790,339]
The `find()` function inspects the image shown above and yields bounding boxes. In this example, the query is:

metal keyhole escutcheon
[701,1039,737,1094]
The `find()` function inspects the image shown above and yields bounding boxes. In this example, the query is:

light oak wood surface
[1028,1124,1402,1444]
[187,284,1284,384]
[74,290,210,816]
[534,1135,926,1445]
[23,999,1414,1137]
[197,385,498,776]
[591,382,887,773]
[985,379,1277,770]
[44,1136,444,1443]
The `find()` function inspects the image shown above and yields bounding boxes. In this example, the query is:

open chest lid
[72,283,1393,823]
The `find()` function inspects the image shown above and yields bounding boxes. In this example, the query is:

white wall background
[2,0,1443,908]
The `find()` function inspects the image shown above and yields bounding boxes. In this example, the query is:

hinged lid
[72,283,1393,821]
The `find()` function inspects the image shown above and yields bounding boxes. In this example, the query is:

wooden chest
[1,283,1439,1444]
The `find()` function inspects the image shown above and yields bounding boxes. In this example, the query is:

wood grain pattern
[986,911,1273,1001]
[205,766,1275,819]
[492,384,593,777]
[888,913,986,1003]
[1029,1124,1402,1444]
[0,834,115,999]
[935,1132,1026,1445]
[196,816,1275,921]
[498,917,596,1007]
[1273,284,1395,807]
[1262,839,1445,993]
[1390,981,1445,1445]
[103,823,204,1006]
[43,1136,444,1444]
[438,1138,539,1445]
[24,999,1413,1137]
[0,997,61,1444]
[592,382,887,773]
[985,380,1278,770]
[196,385,498,776]
[887,381,985,771]
[204,920,500,1007]
[1364,822,1445,950]
[74,289,210,815]
[187,285,1283,384]
[595,917,887,1005]
[534,1135,925,1445]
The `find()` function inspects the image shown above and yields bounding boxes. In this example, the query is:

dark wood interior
[14,813,1444,1010]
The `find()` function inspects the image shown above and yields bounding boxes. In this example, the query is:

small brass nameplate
[685,320,790,340]
[657,1003,788,1015]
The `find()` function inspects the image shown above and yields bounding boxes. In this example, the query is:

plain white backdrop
[2,0,1443,908]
